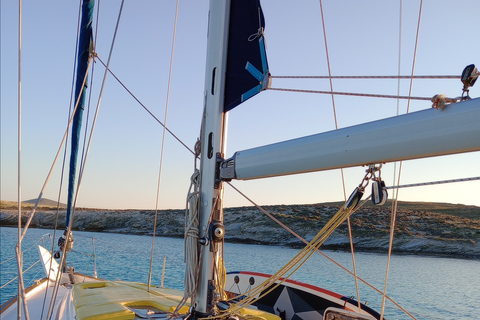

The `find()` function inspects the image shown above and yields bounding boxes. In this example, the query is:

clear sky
[1,0,480,210]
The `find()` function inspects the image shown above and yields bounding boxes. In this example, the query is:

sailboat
[1,0,479,319]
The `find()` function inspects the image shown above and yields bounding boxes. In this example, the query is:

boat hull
[225,271,382,320]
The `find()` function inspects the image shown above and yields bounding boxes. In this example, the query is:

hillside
[1,199,66,210]
[23,198,67,207]
[1,200,479,259]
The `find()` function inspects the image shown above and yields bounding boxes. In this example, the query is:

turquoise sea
[1,226,479,319]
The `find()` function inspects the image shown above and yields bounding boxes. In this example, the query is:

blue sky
[1,0,480,209]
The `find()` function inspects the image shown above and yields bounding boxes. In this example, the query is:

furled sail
[60,0,94,251]
[224,0,270,112]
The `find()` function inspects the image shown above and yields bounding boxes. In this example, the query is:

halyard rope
[225,182,418,319]
[46,1,126,319]
[204,201,361,319]
[95,56,195,156]
[42,2,86,318]
[206,169,379,319]
[149,0,181,292]
[382,1,404,316]
[16,2,27,318]
[381,2,424,318]
[18,59,94,243]
[271,74,459,79]
[269,87,432,101]
[318,0,361,310]
[386,176,480,190]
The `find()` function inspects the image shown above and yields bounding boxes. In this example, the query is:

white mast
[194,0,231,316]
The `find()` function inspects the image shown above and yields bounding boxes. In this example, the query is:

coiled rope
[184,169,201,299]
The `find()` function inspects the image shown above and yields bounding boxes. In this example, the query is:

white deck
[0,276,77,320]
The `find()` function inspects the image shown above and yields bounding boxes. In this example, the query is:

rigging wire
[67,0,125,238]
[268,87,432,101]
[381,1,404,317]
[65,0,101,282]
[1,260,42,291]
[271,74,459,79]
[214,177,396,320]
[16,0,28,317]
[42,1,86,318]
[11,1,469,318]
[95,56,195,156]
[406,0,423,114]
[1,234,53,266]
[381,1,423,319]
[12,3,472,320]
[41,57,94,320]
[47,1,126,318]
[17,62,94,244]
[318,0,338,131]
[86,28,472,320]
[225,182,416,318]
[148,0,181,292]
[317,0,361,310]
[385,176,480,190]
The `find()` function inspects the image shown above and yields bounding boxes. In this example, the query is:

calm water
[1,226,479,319]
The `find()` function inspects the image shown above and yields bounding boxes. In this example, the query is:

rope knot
[248,7,264,42]
[248,27,264,42]
[431,94,458,110]
[194,139,201,157]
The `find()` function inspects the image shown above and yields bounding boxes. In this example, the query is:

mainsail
[224,0,270,112]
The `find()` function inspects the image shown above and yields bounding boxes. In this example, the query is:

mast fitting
[461,64,478,98]
[219,154,236,181]
[216,153,231,186]
[210,220,225,242]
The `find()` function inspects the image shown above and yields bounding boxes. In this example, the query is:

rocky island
[1,200,479,259]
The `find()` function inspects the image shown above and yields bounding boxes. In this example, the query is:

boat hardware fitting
[215,153,227,188]
[219,155,236,181]
[199,237,210,246]
[346,164,383,209]
[210,221,225,242]
[371,179,388,205]
[369,164,388,205]
[461,64,478,98]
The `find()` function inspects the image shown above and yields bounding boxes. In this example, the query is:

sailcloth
[224,0,269,112]
[64,0,94,236]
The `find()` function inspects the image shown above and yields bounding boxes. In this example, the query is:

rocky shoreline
[1,201,479,259]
